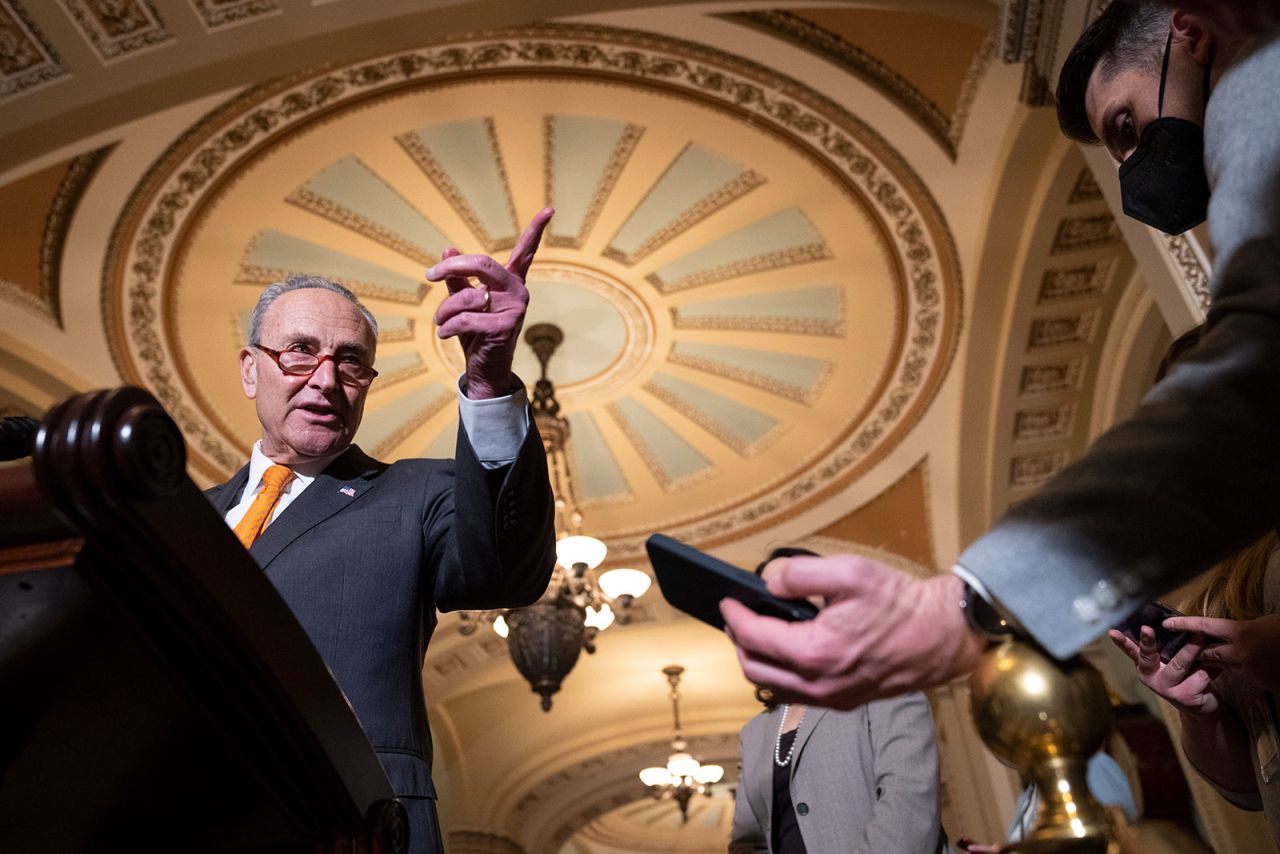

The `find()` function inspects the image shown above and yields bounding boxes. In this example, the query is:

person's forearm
[1179,708,1259,795]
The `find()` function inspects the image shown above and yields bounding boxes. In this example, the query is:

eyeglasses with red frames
[254,344,378,387]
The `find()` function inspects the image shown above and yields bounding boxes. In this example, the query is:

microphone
[0,416,39,461]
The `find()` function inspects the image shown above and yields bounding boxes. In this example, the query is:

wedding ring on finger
[479,287,491,313]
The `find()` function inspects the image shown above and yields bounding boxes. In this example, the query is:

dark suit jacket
[960,235,1280,659]
[205,421,555,853]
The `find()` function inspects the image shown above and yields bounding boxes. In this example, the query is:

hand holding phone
[1113,601,1189,662]
[645,534,819,630]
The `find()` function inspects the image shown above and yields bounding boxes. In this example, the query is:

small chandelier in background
[457,323,651,711]
[639,664,724,822]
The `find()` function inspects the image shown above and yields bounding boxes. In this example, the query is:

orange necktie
[233,464,294,548]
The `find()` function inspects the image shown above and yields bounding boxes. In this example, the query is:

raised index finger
[505,207,554,280]
[437,247,470,295]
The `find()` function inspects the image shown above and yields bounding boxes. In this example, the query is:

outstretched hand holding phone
[1107,624,1220,717]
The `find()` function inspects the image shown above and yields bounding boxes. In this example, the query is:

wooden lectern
[0,388,407,852]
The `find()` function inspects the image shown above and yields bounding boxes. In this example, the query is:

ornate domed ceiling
[103,25,961,558]
[1,0,1232,851]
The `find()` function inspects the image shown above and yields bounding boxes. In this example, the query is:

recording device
[1114,601,1190,662]
[0,416,39,461]
[645,534,819,631]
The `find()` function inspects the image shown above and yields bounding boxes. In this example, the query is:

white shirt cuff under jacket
[456,376,530,469]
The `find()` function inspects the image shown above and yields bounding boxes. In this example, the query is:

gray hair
[247,275,378,346]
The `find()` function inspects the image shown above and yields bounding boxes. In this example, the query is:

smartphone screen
[1114,601,1189,662]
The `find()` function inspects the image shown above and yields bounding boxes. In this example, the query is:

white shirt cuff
[456,376,530,469]
[950,563,991,601]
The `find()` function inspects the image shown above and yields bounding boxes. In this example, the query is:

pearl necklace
[774,703,802,767]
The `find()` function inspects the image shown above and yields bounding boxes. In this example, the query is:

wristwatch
[959,581,1016,643]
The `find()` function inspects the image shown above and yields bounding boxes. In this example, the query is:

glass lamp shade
[639,766,674,787]
[556,535,608,570]
[584,603,615,631]
[693,764,724,784]
[665,752,699,778]
[492,614,509,638]
[597,567,651,600]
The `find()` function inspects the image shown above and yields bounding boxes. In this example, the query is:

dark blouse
[770,729,808,854]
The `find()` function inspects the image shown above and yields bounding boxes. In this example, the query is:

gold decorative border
[0,0,68,101]
[235,263,428,306]
[950,33,997,153]
[1162,233,1211,312]
[1027,309,1099,350]
[60,0,172,64]
[103,22,962,528]
[1010,449,1068,489]
[377,319,416,344]
[0,143,112,327]
[722,11,993,160]
[1013,403,1076,443]
[643,379,782,457]
[396,118,517,253]
[288,185,435,265]
[671,305,844,337]
[1037,258,1115,304]
[647,242,830,293]
[367,360,429,394]
[666,349,829,404]
[605,400,714,492]
[1050,214,1121,254]
[286,157,438,267]
[544,115,643,250]
[189,0,278,31]
[1018,358,1084,396]
[369,390,452,459]
[602,142,766,265]
[569,411,633,506]
[0,278,54,322]
[42,145,113,327]
[1067,167,1103,204]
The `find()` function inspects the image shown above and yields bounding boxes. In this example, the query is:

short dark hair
[754,546,819,576]
[1056,2,1170,144]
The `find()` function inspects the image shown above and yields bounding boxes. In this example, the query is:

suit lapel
[249,446,383,569]
[791,705,828,776]
[208,463,251,515]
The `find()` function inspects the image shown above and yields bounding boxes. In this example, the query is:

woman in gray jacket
[730,548,947,853]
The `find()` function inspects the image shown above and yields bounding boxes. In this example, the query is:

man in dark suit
[206,209,558,853]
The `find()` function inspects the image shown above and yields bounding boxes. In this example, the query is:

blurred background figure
[730,548,946,854]
[1109,531,1280,845]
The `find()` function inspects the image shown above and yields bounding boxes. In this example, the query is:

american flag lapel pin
[339,485,356,497]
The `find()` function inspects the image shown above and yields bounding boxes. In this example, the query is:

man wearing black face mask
[721,0,1280,744]
[1058,4,1272,253]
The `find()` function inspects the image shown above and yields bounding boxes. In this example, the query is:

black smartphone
[645,534,819,630]
[1114,601,1189,662]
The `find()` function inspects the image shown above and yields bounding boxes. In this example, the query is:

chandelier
[457,323,651,711]
[638,665,724,822]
